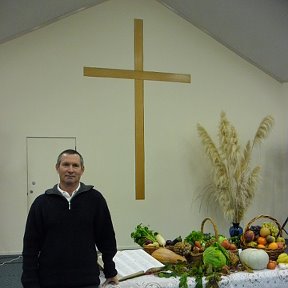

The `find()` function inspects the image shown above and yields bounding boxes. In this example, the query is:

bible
[98,248,165,281]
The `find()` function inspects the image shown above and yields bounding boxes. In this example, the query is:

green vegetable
[159,262,201,288]
[184,231,212,246]
[184,231,204,245]
[217,235,226,244]
[229,235,241,248]
[203,245,227,269]
[158,261,222,288]
[179,273,189,288]
[131,223,158,246]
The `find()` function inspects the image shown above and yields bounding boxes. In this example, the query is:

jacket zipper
[67,191,82,210]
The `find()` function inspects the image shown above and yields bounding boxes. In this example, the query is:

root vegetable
[156,233,166,247]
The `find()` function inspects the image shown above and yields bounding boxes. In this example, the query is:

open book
[98,249,165,281]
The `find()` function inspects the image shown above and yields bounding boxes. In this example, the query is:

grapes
[262,222,279,237]
[250,225,261,237]
[249,223,279,237]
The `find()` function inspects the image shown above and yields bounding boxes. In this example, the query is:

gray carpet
[0,255,22,288]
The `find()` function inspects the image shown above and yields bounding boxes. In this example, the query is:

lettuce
[203,245,227,269]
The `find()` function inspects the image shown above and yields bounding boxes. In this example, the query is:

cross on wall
[84,19,191,200]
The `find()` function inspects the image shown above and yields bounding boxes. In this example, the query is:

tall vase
[229,223,243,237]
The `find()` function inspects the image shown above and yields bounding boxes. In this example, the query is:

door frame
[26,136,77,212]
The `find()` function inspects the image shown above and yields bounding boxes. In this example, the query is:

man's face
[56,153,84,187]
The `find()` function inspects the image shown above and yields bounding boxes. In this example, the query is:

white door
[26,137,76,212]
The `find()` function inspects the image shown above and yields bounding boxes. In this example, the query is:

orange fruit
[257,236,267,245]
[267,242,278,250]
[267,260,277,270]
[257,244,266,249]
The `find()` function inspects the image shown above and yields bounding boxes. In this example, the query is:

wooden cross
[84,19,191,200]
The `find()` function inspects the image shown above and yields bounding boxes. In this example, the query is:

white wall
[0,0,286,254]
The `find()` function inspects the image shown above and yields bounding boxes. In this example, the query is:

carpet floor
[0,255,22,288]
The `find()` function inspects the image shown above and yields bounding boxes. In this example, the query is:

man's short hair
[56,149,84,168]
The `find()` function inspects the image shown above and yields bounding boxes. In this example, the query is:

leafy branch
[158,262,223,288]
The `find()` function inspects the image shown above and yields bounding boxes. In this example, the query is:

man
[22,149,119,288]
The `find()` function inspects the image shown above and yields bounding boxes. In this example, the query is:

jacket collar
[45,182,94,196]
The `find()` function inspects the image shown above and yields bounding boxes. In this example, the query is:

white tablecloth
[100,268,288,288]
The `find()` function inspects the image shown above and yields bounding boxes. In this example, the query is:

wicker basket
[241,214,287,261]
[190,217,219,263]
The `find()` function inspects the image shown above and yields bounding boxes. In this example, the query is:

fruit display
[130,217,287,288]
[262,222,279,237]
[242,222,285,250]
[130,220,241,260]
[241,215,286,261]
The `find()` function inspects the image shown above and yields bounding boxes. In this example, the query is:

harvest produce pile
[241,223,285,250]
[131,220,287,288]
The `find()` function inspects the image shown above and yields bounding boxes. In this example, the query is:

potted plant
[197,112,274,236]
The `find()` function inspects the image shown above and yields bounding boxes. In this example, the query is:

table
[100,268,288,288]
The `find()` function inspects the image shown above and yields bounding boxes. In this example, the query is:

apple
[277,242,284,249]
[276,237,285,243]
[266,235,275,243]
[244,230,255,242]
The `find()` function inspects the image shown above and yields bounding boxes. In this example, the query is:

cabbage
[203,245,227,269]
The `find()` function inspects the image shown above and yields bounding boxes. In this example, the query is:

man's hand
[101,275,119,287]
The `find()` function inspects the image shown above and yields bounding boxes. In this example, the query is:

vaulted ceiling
[1,0,287,83]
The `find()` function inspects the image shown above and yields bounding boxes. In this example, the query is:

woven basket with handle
[190,217,219,263]
[241,214,286,261]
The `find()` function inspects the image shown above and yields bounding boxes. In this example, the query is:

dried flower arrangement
[197,112,274,223]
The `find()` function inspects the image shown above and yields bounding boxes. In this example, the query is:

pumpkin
[239,248,269,270]
[151,247,187,264]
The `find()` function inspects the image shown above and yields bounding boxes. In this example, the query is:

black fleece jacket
[21,183,117,288]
